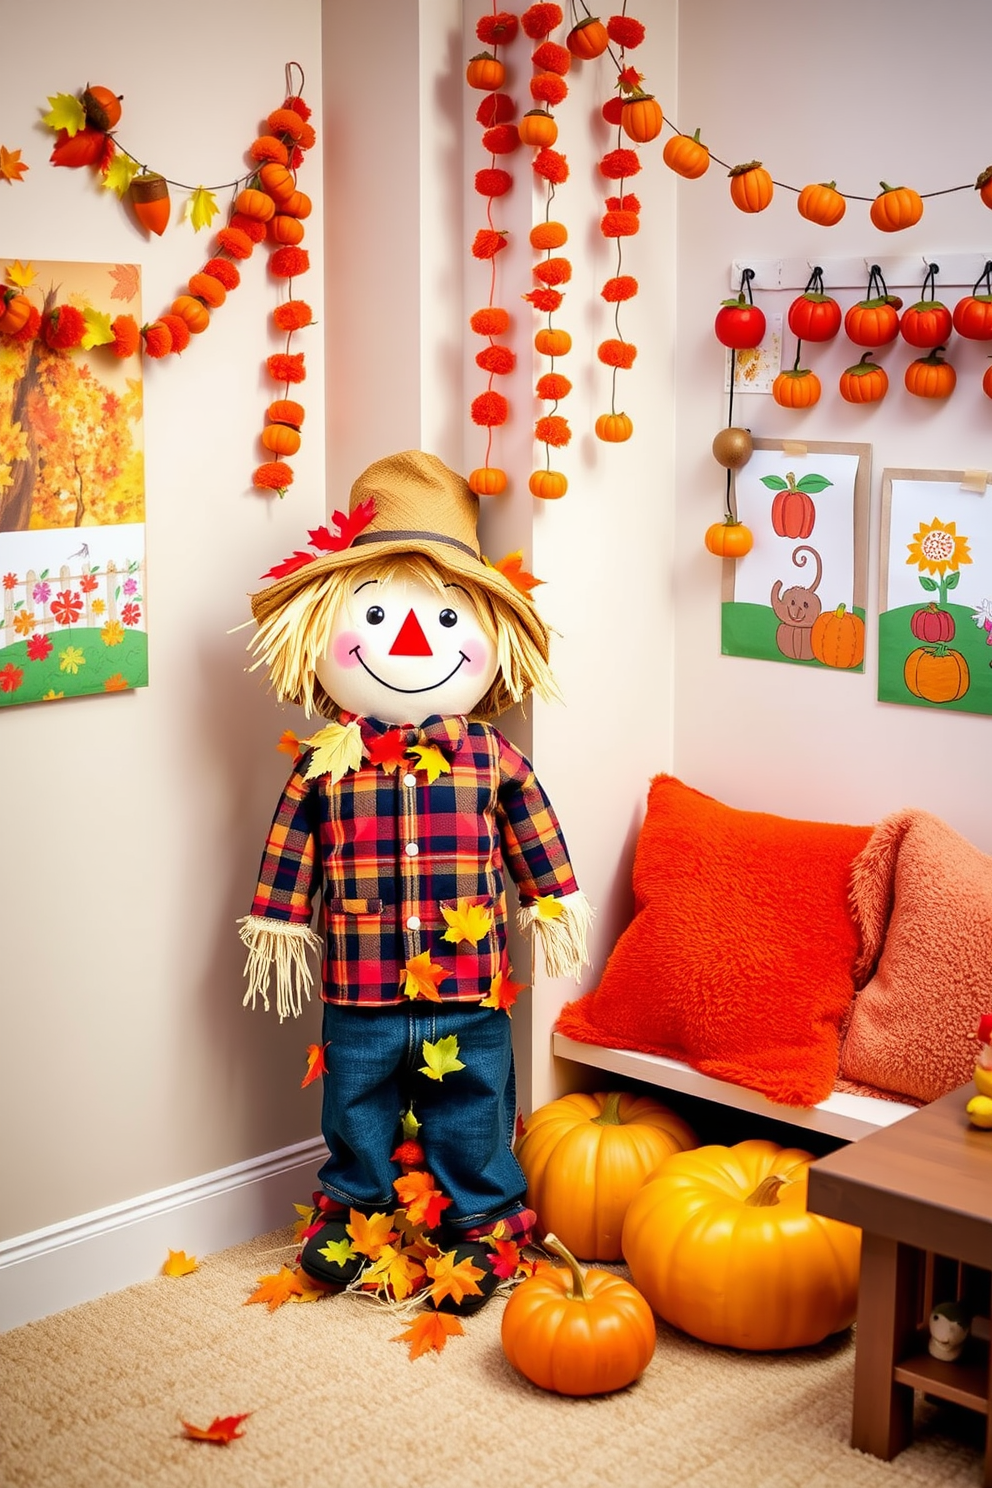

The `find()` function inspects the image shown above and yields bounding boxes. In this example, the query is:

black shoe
[433,1240,502,1316]
[298,1212,366,1288]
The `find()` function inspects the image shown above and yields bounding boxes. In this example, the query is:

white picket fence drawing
[1,559,147,648]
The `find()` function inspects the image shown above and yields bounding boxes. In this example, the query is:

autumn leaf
[360,1244,426,1301]
[401,1105,421,1140]
[393,1310,464,1360]
[291,1202,312,1243]
[318,1234,357,1267]
[108,262,140,301]
[163,1248,198,1277]
[244,1264,317,1311]
[491,550,544,597]
[0,147,28,184]
[308,500,377,552]
[302,720,364,784]
[81,308,114,350]
[402,951,448,1003]
[534,895,565,921]
[420,1034,464,1081]
[276,728,303,763]
[425,1249,485,1307]
[180,1413,251,1444]
[393,1169,452,1229]
[479,969,526,1014]
[102,153,139,198]
[390,1137,426,1169]
[406,743,450,783]
[42,92,86,137]
[487,1236,523,1279]
[346,1209,397,1260]
[184,185,220,232]
[441,898,494,946]
[300,1041,329,1089]
[365,728,409,773]
[391,1206,442,1255]
[5,260,36,289]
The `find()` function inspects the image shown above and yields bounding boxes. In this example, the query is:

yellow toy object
[966,1095,992,1129]
[967,1013,992,1126]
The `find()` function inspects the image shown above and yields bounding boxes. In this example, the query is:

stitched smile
[351,647,469,694]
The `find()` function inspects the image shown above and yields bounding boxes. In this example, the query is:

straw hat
[250,450,550,660]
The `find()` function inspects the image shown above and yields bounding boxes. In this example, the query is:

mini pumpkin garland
[29,64,316,499]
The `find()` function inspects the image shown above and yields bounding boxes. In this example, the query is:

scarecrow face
[315,562,499,724]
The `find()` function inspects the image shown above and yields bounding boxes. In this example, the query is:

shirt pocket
[322,897,387,987]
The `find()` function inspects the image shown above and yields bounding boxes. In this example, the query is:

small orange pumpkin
[839,353,888,404]
[904,346,956,399]
[797,180,846,226]
[0,292,32,336]
[772,367,821,409]
[188,272,226,309]
[705,517,753,558]
[663,128,709,179]
[566,16,610,59]
[870,182,924,232]
[534,327,572,356]
[595,412,633,442]
[170,295,211,334]
[268,214,306,245]
[729,161,773,213]
[235,187,276,222]
[518,110,558,147]
[811,604,865,669]
[261,423,301,456]
[258,162,296,201]
[278,189,312,220]
[468,466,507,495]
[466,52,505,90]
[975,166,992,211]
[529,469,568,499]
[904,646,970,703]
[621,94,663,143]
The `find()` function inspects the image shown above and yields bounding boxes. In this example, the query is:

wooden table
[808,1082,992,1484]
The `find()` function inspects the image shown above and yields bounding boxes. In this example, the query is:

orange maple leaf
[479,969,526,1014]
[401,951,447,1002]
[180,1412,251,1444]
[347,1208,397,1260]
[162,1248,198,1277]
[393,1169,452,1229]
[108,262,140,301]
[0,146,28,184]
[244,1265,315,1311]
[276,728,303,762]
[487,1236,522,1279]
[365,728,409,772]
[300,1041,329,1088]
[491,550,544,597]
[393,1310,464,1359]
[426,1249,485,1307]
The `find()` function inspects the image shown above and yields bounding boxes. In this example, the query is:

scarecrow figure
[239,451,590,1309]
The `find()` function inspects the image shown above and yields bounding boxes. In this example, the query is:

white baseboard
[0,1136,326,1333]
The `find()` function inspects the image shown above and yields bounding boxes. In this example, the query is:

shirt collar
[341,712,468,758]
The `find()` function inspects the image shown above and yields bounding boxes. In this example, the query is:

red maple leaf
[300,1042,329,1089]
[488,1237,522,1279]
[259,550,317,581]
[366,729,409,772]
[180,1413,251,1444]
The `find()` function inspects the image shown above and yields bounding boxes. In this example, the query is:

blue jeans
[316,1000,527,1233]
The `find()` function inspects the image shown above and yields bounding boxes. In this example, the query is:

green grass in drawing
[721,601,866,670]
[878,603,991,714]
[0,626,147,705]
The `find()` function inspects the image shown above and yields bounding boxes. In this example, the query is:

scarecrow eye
[439,608,458,629]
[365,605,385,625]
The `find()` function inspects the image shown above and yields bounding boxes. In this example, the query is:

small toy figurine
[967,1013,992,1128]
[928,1300,972,1361]
[238,451,590,1309]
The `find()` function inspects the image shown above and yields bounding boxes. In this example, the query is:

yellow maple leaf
[479,968,526,1014]
[402,951,448,1002]
[291,1202,312,1243]
[163,1248,198,1277]
[491,550,544,597]
[302,720,364,784]
[425,1249,485,1307]
[441,898,494,946]
[406,744,450,783]
[318,1234,357,1267]
[244,1264,310,1311]
[102,153,139,198]
[0,147,28,185]
[5,260,36,289]
[346,1209,397,1260]
[533,895,565,921]
[184,185,220,232]
[361,1243,426,1301]
[42,93,86,137]
[393,1310,464,1359]
[81,307,114,350]
[419,1033,465,1081]
[401,1105,421,1140]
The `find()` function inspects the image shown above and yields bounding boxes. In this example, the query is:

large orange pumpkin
[772,366,821,409]
[663,128,709,179]
[515,1091,697,1260]
[870,182,924,232]
[467,466,507,495]
[518,110,558,148]
[839,352,888,404]
[466,52,505,90]
[528,469,567,499]
[534,327,572,357]
[595,412,633,442]
[811,604,865,669]
[904,646,970,702]
[501,1233,656,1396]
[622,1141,861,1351]
[621,94,663,143]
[797,180,846,226]
[904,347,956,399]
[728,161,773,213]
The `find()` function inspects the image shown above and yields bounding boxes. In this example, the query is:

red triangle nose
[389,608,433,656]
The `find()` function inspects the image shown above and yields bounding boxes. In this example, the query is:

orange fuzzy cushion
[556,776,873,1108]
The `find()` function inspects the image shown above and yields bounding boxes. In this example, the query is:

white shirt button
[405,841,419,857]
[406,915,421,930]
[403,772,418,787]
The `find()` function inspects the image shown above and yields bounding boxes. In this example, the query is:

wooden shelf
[894,1331,989,1414]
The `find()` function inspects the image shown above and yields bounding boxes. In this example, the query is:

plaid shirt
[250,713,579,1005]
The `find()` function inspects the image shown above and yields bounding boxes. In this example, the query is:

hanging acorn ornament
[81,84,123,133]
[130,172,171,236]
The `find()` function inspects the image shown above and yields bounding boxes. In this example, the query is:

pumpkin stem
[744,1174,787,1207]
[591,1090,625,1126]
[542,1232,591,1301]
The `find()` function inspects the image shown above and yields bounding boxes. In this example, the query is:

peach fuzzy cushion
[839,808,992,1104]
[555,776,872,1108]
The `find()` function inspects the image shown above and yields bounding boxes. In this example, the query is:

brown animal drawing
[771,545,823,660]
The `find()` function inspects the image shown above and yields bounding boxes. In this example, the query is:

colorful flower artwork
[0,258,147,707]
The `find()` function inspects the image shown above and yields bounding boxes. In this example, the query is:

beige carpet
[1,1225,986,1488]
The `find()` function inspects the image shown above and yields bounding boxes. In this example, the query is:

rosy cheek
[330,630,363,669]
[459,639,490,675]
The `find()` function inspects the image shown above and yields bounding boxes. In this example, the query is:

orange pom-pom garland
[267,352,306,383]
[472,229,509,259]
[534,256,572,285]
[141,321,173,358]
[608,15,646,47]
[535,414,571,446]
[229,212,268,243]
[600,148,641,179]
[470,307,510,336]
[476,92,515,126]
[251,135,290,164]
[188,272,227,308]
[476,344,516,374]
[273,299,314,331]
[524,288,563,312]
[536,372,571,400]
[475,168,513,197]
[601,209,640,237]
[530,72,568,105]
[598,338,638,368]
[253,461,294,494]
[158,313,191,353]
[269,246,310,278]
[522,3,563,38]
[204,258,241,290]
[215,226,255,260]
[532,146,569,184]
[477,11,519,44]
[531,41,571,73]
[42,305,86,350]
[482,124,520,154]
[109,314,140,358]
[471,390,509,427]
